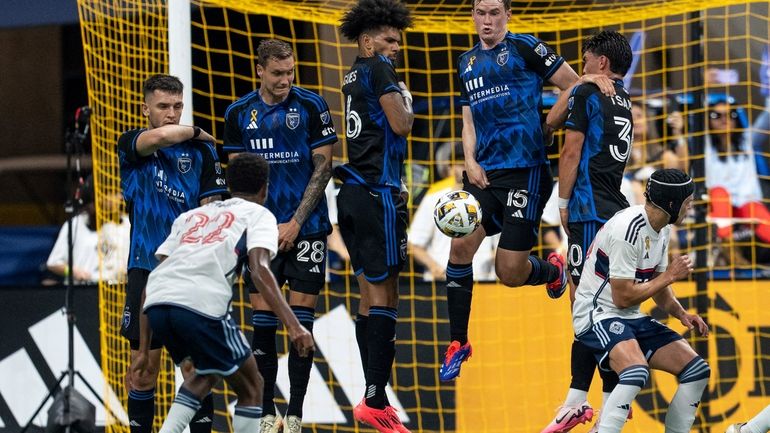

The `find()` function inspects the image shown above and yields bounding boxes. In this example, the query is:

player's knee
[449,237,479,263]
[495,261,528,287]
[130,367,160,390]
[677,356,710,383]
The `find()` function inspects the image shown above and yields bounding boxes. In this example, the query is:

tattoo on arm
[293,153,331,226]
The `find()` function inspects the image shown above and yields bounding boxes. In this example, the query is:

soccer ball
[433,190,482,238]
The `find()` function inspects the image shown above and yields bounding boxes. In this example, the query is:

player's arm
[196,142,228,205]
[610,254,693,308]
[278,144,333,251]
[547,74,616,131]
[248,247,315,356]
[652,283,709,337]
[134,124,216,157]
[462,106,488,189]
[380,87,414,137]
[558,130,584,235]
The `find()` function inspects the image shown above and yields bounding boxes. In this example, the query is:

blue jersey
[223,86,336,237]
[565,79,632,222]
[458,32,564,170]
[340,55,406,188]
[118,129,227,271]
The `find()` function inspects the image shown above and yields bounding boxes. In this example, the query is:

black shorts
[462,164,553,251]
[567,220,602,287]
[121,268,164,350]
[337,183,408,283]
[247,235,327,296]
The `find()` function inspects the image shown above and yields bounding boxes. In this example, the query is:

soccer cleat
[385,405,411,433]
[546,252,568,299]
[540,401,594,433]
[260,414,283,433]
[725,423,746,433]
[354,399,409,433]
[439,340,473,381]
[283,415,302,433]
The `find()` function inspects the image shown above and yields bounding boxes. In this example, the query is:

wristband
[192,125,202,139]
[558,197,569,209]
[401,89,413,105]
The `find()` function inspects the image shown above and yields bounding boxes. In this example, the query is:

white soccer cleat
[260,414,283,433]
[283,415,302,433]
[540,401,594,433]
[726,423,746,433]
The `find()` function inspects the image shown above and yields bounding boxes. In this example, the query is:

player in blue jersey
[440,0,615,382]
[118,74,227,433]
[539,31,635,433]
[337,0,413,432]
[222,39,335,433]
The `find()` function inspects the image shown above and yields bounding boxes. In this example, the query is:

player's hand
[128,351,150,389]
[465,160,489,189]
[289,325,315,357]
[194,129,217,144]
[542,122,555,147]
[277,219,301,252]
[665,254,694,282]
[559,208,570,237]
[431,265,447,281]
[580,74,616,97]
[679,312,709,337]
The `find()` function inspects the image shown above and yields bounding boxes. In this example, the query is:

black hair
[645,169,694,224]
[142,74,183,99]
[227,153,269,195]
[257,39,294,67]
[339,0,412,42]
[80,174,94,205]
[583,31,633,76]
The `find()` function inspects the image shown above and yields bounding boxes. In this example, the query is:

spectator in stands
[408,143,498,281]
[46,175,130,284]
[706,100,770,247]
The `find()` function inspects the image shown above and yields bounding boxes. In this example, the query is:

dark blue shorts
[146,305,251,376]
[578,316,683,371]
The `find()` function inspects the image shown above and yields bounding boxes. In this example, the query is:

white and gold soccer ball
[433,190,482,238]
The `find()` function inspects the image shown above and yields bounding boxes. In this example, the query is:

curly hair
[339,0,412,42]
[227,153,269,195]
[582,30,633,76]
[142,74,183,99]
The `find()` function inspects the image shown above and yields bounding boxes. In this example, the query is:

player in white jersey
[136,153,315,433]
[573,169,710,433]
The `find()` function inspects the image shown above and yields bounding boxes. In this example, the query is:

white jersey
[144,198,278,319]
[572,205,669,335]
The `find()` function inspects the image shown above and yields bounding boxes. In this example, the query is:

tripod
[22,107,120,433]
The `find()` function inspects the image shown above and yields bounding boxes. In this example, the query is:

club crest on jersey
[535,43,548,58]
[320,110,330,124]
[177,154,192,173]
[496,50,509,66]
[286,108,300,130]
[609,321,625,335]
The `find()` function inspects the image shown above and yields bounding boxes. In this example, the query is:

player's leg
[493,165,566,297]
[283,238,325,430]
[122,269,162,433]
[224,355,265,433]
[440,174,493,381]
[730,405,770,433]
[541,339,597,433]
[177,360,214,433]
[645,325,710,433]
[159,373,219,433]
[250,288,282,432]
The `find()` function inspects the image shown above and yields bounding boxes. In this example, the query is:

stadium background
[68,0,770,432]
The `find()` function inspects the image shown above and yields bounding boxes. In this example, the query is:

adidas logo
[571,268,580,277]
[511,209,524,218]
[246,120,258,129]
[309,265,321,274]
[691,401,700,408]
[446,281,462,288]
[195,417,213,423]
[253,348,267,355]
[129,421,142,427]
[618,403,631,411]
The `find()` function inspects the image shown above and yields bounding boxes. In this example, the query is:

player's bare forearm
[611,273,674,309]
[652,286,687,320]
[293,149,332,227]
[380,91,413,136]
[558,131,584,201]
[548,62,580,91]
[546,81,578,129]
[136,125,213,156]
